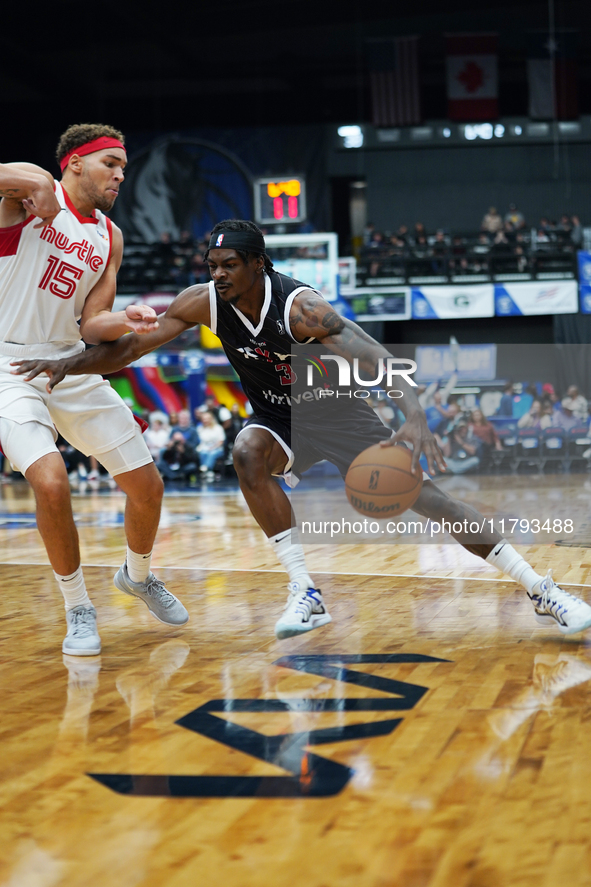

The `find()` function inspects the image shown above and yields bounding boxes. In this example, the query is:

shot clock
[253,176,307,225]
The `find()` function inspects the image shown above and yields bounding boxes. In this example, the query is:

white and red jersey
[0,181,112,350]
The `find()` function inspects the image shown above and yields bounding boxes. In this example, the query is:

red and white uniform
[0,181,112,351]
[0,181,151,477]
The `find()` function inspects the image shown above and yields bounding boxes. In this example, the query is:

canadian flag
[445,34,498,121]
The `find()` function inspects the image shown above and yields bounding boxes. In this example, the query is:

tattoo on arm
[290,296,346,339]
[0,189,21,198]
[320,310,345,336]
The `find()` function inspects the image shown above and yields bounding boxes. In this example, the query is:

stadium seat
[539,427,567,472]
[563,426,591,472]
[490,426,518,472]
[512,428,541,471]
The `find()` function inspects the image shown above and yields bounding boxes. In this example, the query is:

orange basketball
[345,444,423,518]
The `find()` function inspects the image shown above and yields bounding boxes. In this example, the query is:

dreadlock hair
[207,219,274,272]
[55,123,125,168]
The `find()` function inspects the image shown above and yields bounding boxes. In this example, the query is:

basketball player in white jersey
[0,123,189,657]
[12,220,591,640]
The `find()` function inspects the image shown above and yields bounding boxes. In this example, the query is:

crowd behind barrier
[115,207,584,294]
[367,379,591,476]
[358,208,583,285]
[3,382,591,485]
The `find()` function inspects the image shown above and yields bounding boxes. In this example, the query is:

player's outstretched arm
[288,291,446,476]
[0,162,61,228]
[79,225,161,344]
[11,285,211,393]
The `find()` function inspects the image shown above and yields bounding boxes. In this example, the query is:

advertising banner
[578,252,591,313]
[412,284,494,319]
[494,281,578,316]
[343,287,410,321]
[415,344,497,382]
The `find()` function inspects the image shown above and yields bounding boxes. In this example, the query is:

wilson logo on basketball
[39,226,104,271]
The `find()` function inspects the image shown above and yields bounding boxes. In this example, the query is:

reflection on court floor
[1,479,591,886]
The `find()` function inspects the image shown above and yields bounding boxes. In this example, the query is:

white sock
[485,541,543,597]
[127,546,152,583]
[269,528,314,590]
[54,567,92,611]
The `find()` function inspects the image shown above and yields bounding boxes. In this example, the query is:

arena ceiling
[3,0,591,161]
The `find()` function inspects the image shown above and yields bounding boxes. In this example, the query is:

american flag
[367,36,421,127]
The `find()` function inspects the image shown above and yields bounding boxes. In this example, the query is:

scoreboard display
[253,176,307,224]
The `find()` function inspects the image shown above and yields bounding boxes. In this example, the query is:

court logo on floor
[90,653,448,798]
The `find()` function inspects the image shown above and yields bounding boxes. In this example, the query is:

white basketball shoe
[530,570,591,635]
[274,583,332,640]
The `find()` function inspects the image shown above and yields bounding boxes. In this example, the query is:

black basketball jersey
[208,270,384,441]
[208,270,318,421]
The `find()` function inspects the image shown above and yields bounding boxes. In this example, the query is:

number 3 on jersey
[275,362,297,386]
[39,254,84,299]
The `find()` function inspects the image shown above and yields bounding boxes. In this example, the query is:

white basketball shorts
[0,350,152,477]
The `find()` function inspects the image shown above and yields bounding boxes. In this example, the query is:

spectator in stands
[412,234,430,258]
[190,250,209,284]
[363,222,376,245]
[481,207,503,234]
[473,232,491,255]
[469,409,503,461]
[157,431,199,485]
[538,216,552,233]
[503,220,517,242]
[418,374,458,410]
[176,230,195,254]
[412,222,427,244]
[171,408,200,449]
[470,233,491,273]
[144,411,171,460]
[170,254,192,289]
[371,396,397,430]
[562,387,588,423]
[396,224,409,244]
[366,231,388,277]
[517,399,551,430]
[497,383,514,417]
[552,399,580,432]
[203,394,231,428]
[571,215,583,248]
[440,421,480,475]
[386,235,407,275]
[224,403,245,449]
[434,398,463,440]
[197,411,226,480]
[504,204,526,229]
[155,231,175,263]
[431,230,448,274]
[57,434,91,487]
[541,383,559,408]
[514,235,528,273]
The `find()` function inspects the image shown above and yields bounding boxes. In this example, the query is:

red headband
[59,136,126,172]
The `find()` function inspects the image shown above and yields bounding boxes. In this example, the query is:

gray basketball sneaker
[62,605,101,656]
[113,563,189,626]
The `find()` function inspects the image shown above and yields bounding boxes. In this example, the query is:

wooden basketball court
[1,473,591,887]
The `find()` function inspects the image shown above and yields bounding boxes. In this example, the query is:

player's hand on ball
[381,411,447,476]
[125,304,159,334]
[10,358,68,392]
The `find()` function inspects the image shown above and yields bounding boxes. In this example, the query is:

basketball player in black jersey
[13,220,591,639]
